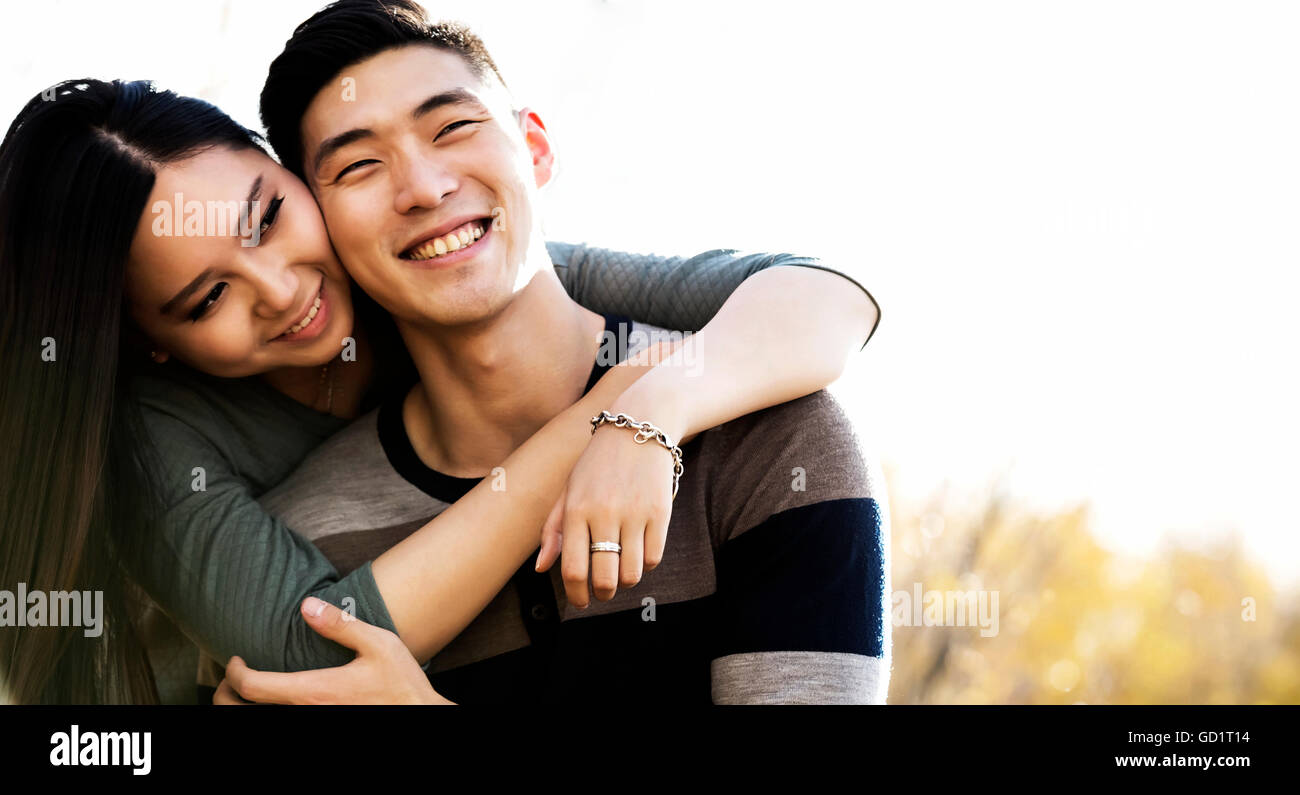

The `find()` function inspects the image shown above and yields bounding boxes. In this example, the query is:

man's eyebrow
[411,88,488,120]
[313,128,376,178]
[312,89,489,179]
[160,267,217,317]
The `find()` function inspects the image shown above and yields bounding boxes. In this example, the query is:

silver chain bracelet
[590,410,685,500]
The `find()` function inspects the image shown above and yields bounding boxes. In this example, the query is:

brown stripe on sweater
[313,519,432,577]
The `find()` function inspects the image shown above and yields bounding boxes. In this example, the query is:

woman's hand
[214,597,453,705]
[535,264,876,607]
[535,345,688,607]
[535,421,674,607]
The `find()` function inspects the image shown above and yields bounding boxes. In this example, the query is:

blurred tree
[886,470,1299,704]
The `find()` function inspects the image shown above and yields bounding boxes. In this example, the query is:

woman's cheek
[185,325,262,377]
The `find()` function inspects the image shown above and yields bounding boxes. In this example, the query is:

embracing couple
[0,0,888,705]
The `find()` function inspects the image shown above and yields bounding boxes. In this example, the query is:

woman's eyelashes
[185,194,281,322]
[258,195,285,239]
[188,282,228,322]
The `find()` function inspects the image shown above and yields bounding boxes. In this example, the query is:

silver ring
[590,541,622,554]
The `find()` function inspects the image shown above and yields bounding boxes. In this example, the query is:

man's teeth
[288,296,322,335]
[406,221,484,260]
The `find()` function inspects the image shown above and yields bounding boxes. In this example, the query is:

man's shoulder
[703,388,865,459]
[257,408,444,542]
[607,316,881,544]
[686,388,882,546]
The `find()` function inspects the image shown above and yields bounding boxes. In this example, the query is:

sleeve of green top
[132,404,397,674]
[548,242,881,349]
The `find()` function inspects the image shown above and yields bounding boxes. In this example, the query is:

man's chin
[392,280,519,330]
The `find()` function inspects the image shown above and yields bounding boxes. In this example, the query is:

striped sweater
[245,316,890,703]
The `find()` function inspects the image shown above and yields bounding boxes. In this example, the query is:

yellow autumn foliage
[886,472,1299,704]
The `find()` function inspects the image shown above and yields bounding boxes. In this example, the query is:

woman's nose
[243,256,300,319]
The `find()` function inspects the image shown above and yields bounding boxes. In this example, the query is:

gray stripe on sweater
[711,651,888,705]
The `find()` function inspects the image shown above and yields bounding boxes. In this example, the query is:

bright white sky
[3,1,1297,587]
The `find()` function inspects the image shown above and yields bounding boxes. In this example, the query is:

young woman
[0,79,879,704]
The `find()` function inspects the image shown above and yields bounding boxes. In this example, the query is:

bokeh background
[3,0,1296,703]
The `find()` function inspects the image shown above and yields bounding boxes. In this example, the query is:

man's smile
[399,216,491,264]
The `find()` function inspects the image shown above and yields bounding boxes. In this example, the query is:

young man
[220,0,888,704]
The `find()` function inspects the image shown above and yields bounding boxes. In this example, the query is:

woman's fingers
[226,599,392,704]
[560,508,592,608]
[644,505,670,572]
[223,655,334,705]
[588,517,621,602]
[212,676,251,705]
[225,607,448,705]
[298,596,385,656]
[554,413,681,605]
[619,521,645,588]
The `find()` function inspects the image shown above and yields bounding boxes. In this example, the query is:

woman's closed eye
[188,282,228,322]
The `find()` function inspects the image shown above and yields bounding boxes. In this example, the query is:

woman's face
[125,145,354,378]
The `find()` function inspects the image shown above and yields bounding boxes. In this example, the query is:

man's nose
[392,154,458,214]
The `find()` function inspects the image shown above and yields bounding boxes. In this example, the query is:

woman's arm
[367,349,668,663]
[372,265,878,658]
[138,250,879,678]
[213,265,882,704]
[131,354,660,677]
[621,264,878,443]
[549,242,881,348]
[542,264,881,605]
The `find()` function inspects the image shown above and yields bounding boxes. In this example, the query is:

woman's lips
[272,283,329,343]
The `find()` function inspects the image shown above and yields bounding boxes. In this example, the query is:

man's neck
[396,266,607,478]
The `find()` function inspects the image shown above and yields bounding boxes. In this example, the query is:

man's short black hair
[260,0,507,180]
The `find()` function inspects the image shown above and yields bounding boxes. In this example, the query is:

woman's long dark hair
[0,79,263,703]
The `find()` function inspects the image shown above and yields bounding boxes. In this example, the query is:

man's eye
[436,120,479,140]
[258,195,285,238]
[189,282,228,322]
[335,159,378,181]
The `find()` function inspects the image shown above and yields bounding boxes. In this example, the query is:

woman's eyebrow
[160,267,216,317]
[238,174,264,231]
[157,173,262,316]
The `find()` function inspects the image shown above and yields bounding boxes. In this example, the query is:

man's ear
[517,108,556,188]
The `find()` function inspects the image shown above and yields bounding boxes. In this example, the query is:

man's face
[300,44,551,329]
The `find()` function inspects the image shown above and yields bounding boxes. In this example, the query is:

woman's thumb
[536,489,566,572]
[301,596,371,652]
